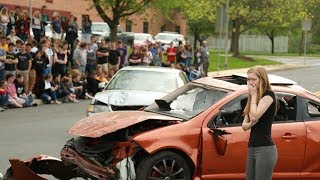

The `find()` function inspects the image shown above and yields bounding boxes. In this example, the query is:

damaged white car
[87,66,189,116]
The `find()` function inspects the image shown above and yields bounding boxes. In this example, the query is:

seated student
[60,76,79,103]
[51,73,66,100]
[5,73,24,108]
[188,65,203,81]
[38,74,62,104]
[86,71,100,96]
[14,74,37,107]
[0,80,9,112]
[93,64,108,82]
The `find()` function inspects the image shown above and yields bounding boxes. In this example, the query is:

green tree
[256,0,310,54]
[92,0,153,41]
[188,18,215,49]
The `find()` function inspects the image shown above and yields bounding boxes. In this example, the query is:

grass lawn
[208,51,282,72]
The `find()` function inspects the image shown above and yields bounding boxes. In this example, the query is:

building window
[143,22,148,33]
[161,25,166,32]
[175,25,180,34]
[46,0,53,3]
[42,14,49,22]
[126,20,132,32]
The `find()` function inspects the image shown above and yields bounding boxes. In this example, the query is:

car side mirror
[210,128,231,156]
[98,82,107,89]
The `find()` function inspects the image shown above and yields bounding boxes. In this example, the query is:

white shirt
[44,80,51,90]
[45,48,54,66]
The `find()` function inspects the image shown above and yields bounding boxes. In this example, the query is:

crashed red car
[3,74,320,180]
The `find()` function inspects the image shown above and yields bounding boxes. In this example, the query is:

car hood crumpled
[94,90,168,106]
[69,111,182,138]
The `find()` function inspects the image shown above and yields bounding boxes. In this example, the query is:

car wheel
[136,151,192,180]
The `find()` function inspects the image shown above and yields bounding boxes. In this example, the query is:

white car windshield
[106,70,178,93]
[92,23,110,32]
[155,34,182,41]
[134,34,152,41]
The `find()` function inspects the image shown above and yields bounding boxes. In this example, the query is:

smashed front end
[60,119,178,179]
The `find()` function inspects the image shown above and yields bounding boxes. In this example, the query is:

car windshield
[144,84,228,120]
[92,23,110,32]
[155,34,181,41]
[106,70,178,92]
[134,34,152,41]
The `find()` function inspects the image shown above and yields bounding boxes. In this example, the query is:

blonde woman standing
[242,66,278,180]
[32,11,42,43]
[0,7,10,36]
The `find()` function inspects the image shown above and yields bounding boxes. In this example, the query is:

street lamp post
[301,18,312,65]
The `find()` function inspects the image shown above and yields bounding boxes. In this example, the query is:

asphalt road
[0,100,90,174]
[260,56,320,93]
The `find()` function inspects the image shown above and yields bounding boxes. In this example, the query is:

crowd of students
[0,5,211,112]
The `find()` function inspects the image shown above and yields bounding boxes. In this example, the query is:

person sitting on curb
[60,76,79,103]
[0,80,9,112]
[52,73,66,100]
[38,74,61,104]
[5,73,24,108]
[14,73,37,107]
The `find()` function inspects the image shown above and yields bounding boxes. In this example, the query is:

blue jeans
[41,90,57,103]
[85,64,95,74]
[186,58,192,67]
[21,94,34,107]
[45,66,52,75]
[0,93,8,107]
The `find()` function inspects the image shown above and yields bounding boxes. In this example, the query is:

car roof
[194,74,319,102]
[120,66,183,74]
[155,33,183,36]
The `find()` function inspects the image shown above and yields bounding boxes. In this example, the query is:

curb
[33,98,44,105]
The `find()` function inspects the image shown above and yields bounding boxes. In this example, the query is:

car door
[271,93,306,179]
[201,93,307,179]
[201,94,249,179]
[300,98,320,179]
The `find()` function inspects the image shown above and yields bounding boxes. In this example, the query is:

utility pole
[224,0,229,70]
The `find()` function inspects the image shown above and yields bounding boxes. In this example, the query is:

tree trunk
[230,19,241,57]
[266,30,275,54]
[108,21,119,42]
[232,31,240,57]
[271,36,275,54]
[193,29,198,51]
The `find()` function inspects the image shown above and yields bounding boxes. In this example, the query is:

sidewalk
[208,64,308,77]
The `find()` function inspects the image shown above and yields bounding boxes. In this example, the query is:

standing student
[242,66,278,180]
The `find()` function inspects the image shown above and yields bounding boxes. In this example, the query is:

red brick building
[0,0,187,36]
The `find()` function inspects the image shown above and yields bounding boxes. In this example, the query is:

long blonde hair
[0,7,8,16]
[243,66,271,116]
[33,11,42,20]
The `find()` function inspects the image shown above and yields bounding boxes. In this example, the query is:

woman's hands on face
[247,82,257,96]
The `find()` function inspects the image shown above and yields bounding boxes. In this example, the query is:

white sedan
[87,66,189,116]
[133,33,154,48]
